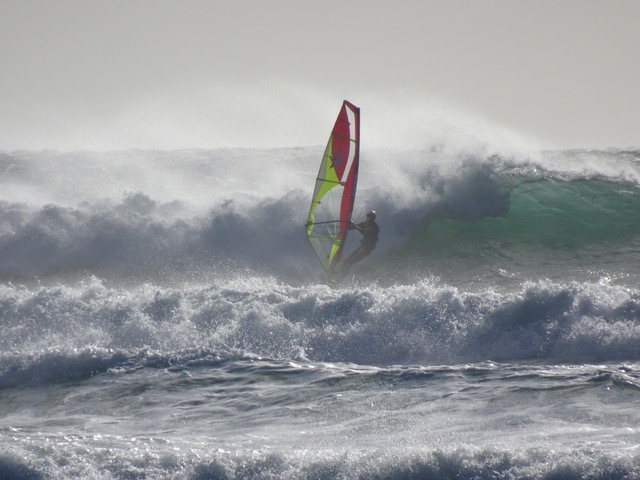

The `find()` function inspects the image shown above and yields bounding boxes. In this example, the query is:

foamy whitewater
[2,142,640,479]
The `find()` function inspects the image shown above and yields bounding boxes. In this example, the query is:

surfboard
[305,100,360,282]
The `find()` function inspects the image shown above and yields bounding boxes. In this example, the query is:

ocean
[1,144,640,479]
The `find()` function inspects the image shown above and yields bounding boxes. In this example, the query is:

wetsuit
[343,219,379,270]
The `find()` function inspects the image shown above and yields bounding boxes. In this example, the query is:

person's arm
[348,221,363,232]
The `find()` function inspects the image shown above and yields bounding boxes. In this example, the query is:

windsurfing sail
[306,100,360,277]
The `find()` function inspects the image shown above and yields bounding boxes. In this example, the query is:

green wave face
[382,175,640,286]
[436,178,640,246]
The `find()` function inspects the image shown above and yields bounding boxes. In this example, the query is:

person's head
[366,210,376,221]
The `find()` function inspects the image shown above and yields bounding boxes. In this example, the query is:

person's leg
[343,247,371,270]
[343,247,361,271]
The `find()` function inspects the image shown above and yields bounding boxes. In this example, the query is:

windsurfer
[343,210,379,271]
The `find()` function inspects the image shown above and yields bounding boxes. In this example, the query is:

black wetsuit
[344,219,379,269]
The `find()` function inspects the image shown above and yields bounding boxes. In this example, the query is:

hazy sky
[1,0,638,150]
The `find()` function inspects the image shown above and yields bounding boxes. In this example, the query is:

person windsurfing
[343,210,379,272]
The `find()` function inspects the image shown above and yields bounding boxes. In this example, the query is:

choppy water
[1,146,640,478]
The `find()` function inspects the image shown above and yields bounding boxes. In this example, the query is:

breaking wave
[2,148,640,286]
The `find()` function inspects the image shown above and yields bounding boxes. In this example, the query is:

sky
[1,0,638,151]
